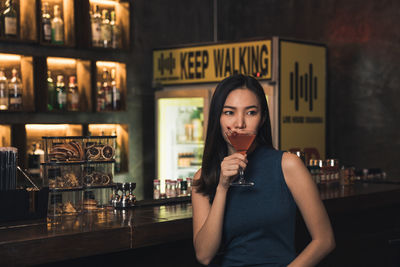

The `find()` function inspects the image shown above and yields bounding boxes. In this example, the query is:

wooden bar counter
[1,182,400,266]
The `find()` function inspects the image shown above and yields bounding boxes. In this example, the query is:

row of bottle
[0,0,18,38]
[153,178,193,199]
[307,159,387,187]
[96,68,121,111]
[308,159,340,186]
[177,151,202,168]
[90,5,121,49]
[47,72,79,111]
[176,107,204,143]
[0,0,64,43]
[41,2,64,44]
[0,68,22,111]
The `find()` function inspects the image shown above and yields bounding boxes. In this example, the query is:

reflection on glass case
[48,186,113,216]
[48,190,82,216]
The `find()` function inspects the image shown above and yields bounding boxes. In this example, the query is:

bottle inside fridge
[157,97,205,190]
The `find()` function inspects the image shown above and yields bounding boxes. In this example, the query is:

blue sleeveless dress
[218,146,297,267]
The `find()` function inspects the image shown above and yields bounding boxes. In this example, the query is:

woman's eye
[247,110,257,115]
[223,110,233,115]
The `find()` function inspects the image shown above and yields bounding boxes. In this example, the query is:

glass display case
[43,136,116,216]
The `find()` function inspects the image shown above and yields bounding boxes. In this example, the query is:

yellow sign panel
[153,40,272,85]
[280,40,326,159]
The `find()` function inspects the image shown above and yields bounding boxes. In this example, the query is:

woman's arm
[192,153,247,265]
[282,152,335,267]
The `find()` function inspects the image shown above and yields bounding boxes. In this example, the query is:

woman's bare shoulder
[281,151,304,170]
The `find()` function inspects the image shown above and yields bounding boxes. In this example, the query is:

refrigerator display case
[155,88,210,192]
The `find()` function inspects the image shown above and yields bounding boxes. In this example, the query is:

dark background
[133,0,400,197]
[0,0,398,199]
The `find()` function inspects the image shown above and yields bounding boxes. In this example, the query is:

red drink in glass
[227,133,256,155]
[226,132,256,186]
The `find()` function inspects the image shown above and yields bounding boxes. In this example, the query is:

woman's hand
[219,153,248,189]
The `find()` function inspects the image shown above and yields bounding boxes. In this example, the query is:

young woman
[192,74,335,266]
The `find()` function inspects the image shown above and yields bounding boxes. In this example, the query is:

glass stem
[239,168,245,183]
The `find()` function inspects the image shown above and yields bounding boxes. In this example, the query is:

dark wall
[132,0,214,198]
[216,0,400,178]
[135,0,400,188]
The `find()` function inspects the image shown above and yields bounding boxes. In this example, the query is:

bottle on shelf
[91,5,102,47]
[8,68,22,111]
[176,107,190,143]
[110,11,120,49]
[191,107,203,142]
[101,9,112,48]
[67,75,79,111]
[101,68,112,110]
[0,69,8,110]
[111,68,121,110]
[55,75,67,110]
[96,81,105,111]
[47,71,56,111]
[2,0,18,38]
[28,143,45,179]
[28,143,41,179]
[51,5,64,45]
[41,2,52,43]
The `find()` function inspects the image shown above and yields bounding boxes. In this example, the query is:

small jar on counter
[176,178,183,196]
[170,180,177,198]
[153,179,160,199]
[186,177,192,196]
[180,180,188,196]
[165,179,171,198]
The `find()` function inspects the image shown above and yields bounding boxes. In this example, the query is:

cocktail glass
[226,132,256,186]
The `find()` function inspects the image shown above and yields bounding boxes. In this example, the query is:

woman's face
[220,88,262,143]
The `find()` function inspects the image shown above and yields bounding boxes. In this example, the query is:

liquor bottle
[51,5,64,45]
[90,5,102,47]
[96,81,105,111]
[100,9,111,48]
[55,75,67,110]
[110,11,120,49]
[28,143,45,179]
[67,76,79,111]
[28,143,41,179]
[111,68,121,110]
[41,2,52,43]
[8,68,22,110]
[0,69,8,110]
[47,71,55,111]
[2,0,18,38]
[191,107,203,142]
[102,68,112,110]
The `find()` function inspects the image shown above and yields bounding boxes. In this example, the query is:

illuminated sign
[153,40,272,85]
[279,40,326,158]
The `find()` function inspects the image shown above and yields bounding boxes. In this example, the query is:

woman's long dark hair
[194,74,273,200]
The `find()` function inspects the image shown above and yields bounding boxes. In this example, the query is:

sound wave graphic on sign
[289,62,318,111]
